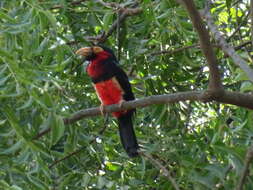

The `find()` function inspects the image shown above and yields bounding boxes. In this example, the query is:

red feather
[94,78,126,118]
[86,51,110,78]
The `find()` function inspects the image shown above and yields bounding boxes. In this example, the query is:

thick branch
[251,0,253,47]
[33,91,203,139]
[150,44,199,56]
[33,90,253,139]
[201,7,253,82]
[64,91,203,124]
[178,0,223,92]
[215,91,253,110]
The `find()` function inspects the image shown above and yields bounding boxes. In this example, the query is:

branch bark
[140,151,180,190]
[201,5,253,82]
[236,144,253,190]
[50,0,87,10]
[177,0,223,92]
[85,1,142,44]
[150,41,251,57]
[251,0,253,47]
[33,90,253,140]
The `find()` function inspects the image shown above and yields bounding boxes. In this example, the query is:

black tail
[118,112,139,157]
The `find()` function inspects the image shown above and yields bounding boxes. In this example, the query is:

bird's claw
[119,100,126,109]
[100,104,105,116]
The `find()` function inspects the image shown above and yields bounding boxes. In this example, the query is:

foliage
[0,0,253,189]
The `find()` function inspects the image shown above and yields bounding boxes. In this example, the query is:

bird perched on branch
[76,45,139,157]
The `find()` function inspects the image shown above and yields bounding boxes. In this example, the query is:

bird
[76,45,139,157]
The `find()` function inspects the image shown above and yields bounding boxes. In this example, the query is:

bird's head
[75,45,117,61]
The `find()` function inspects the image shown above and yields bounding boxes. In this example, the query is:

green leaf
[81,173,91,187]
[0,74,11,86]
[0,10,15,23]
[40,10,57,29]
[97,176,106,189]
[240,81,253,92]
[103,13,113,29]
[50,113,65,146]
[1,140,24,155]
[0,49,13,59]
[3,107,24,138]
[17,96,33,110]
[26,174,48,190]
[0,180,10,188]
[10,185,23,190]
[226,0,232,8]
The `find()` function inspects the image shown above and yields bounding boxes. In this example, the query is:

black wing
[104,59,135,101]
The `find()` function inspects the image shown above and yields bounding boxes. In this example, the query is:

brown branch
[150,44,199,56]
[50,0,87,10]
[227,10,251,41]
[234,41,252,51]
[215,91,253,109]
[201,4,253,82]
[251,0,253,47]
[150,41,251,57]
[95,0,122,9]
[139,151,180,190]
[49,115,109,168]
[85,2,142,44]
[236,144,253,190]
[177,0,223,92]
[63,91,204,124]
[33,91,203,139]
[33,90,253,140]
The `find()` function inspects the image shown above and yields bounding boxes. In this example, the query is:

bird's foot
[100,104,105,116]
[118,100,126,109]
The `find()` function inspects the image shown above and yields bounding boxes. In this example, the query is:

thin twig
[85,1,142,44]
[150,44,199,56]
[236,144,253,190]
[150,41,251,57]
[139,151,180,190]
[49,114,109,168]
[201,1,253,82]
[227,10,250,41]
[50,0,87,10]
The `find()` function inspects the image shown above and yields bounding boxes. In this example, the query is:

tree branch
[201,4,253,82]
[139,151,180,190]
[236,144,253,190]
[227,10,250,41]
[177,0,223,92]
[50,0,87,10]
[33,90,253,139]
[86,3,142,44]
[150,44,199,56]
[150,41,251,57]
[251,0,253,47]
[49,117,108,168]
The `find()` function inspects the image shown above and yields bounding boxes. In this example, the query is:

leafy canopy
[0,0,253,189]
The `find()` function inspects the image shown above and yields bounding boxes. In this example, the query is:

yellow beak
[75,46,104,57]
[75,47,92,57]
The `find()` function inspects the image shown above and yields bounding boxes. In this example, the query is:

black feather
[89,45,139,157]
[118,111,139,157]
